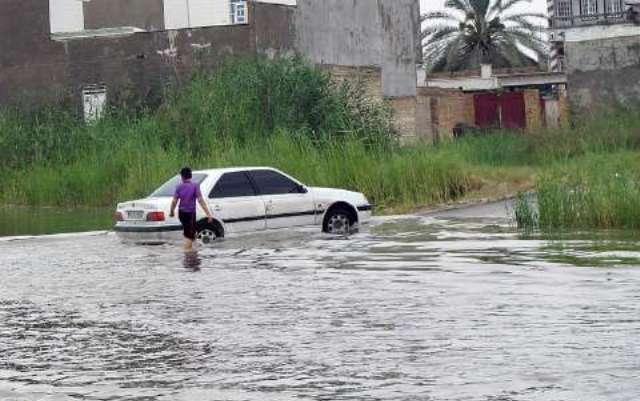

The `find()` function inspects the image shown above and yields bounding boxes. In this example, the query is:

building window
[580,0,598,15]
[606,0,623,14]
[231,1,247,24]
[556,0,572,17]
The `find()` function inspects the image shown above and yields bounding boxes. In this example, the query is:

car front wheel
[324,207,354,235]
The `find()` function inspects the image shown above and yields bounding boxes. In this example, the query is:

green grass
[0,131,473,211]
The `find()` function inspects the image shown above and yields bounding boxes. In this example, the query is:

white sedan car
[114,167,373,244]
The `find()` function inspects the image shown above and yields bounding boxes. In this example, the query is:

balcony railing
[551,1,630,28]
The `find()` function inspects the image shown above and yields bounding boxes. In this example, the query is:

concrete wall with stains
[0,1,293,109]
[379,0,420,98]
[63,25,257,108]
[83,0,165,31]
[295,0,419,98]
[251,2,296,58]
[565,31,640,111]
[0,0,68,106]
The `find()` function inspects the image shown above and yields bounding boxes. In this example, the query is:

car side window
[209,172,256,199]
[249,170,301,195]
[150,173,207,197]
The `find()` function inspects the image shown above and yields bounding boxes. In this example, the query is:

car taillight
[146,211,166,222]
[114,211,124,222]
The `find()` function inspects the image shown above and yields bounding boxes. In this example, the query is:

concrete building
[48,0,297,33]
[295,0,421,139]
[3,0,295,111]
[548,0,640,110]
[4,0,422,137]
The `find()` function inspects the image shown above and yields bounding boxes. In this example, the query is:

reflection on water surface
[0,206,112,237]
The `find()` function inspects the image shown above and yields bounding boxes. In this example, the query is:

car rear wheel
[324,207,354,235]
[196,222,220,245]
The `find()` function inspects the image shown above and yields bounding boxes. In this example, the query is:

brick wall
[387,97,417,140]
[558,88,571,128]
[321,65,383,102]
[523,89,543,132]
[416,87,474,142]
[416,93,435,143]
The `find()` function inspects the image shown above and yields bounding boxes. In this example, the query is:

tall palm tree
[422,0,547,72]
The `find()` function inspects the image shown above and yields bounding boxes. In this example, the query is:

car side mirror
[297,184,308,194]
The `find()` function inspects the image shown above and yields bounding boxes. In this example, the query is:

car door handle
[213,205,222,211]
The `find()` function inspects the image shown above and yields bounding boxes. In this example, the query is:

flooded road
[0,206,112,237]
[1,201,640,400]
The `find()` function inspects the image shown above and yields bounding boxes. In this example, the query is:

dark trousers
[178,211,197,240]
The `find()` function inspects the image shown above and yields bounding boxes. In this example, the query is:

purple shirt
[174,180,202,213]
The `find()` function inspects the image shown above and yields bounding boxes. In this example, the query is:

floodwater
[1,201,640,401]
[0,206,112,237]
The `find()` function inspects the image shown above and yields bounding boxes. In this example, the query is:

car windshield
[149,174,207,197]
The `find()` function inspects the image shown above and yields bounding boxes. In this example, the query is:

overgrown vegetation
[3,57,640,228]
[0,58,469,211]
[516,153,640,231]
[507,109,640,231]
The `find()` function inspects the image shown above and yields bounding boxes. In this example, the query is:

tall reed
[516,153,640,230]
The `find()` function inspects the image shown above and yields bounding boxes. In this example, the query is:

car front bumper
[357,204,374,223]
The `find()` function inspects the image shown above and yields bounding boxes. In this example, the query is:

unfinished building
[548,0,640,111]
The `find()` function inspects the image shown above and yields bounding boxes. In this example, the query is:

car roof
[192,167,278,176]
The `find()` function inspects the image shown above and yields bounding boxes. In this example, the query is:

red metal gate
[474,92,526,130]
[500,92,526,130]
[474,93,499,128]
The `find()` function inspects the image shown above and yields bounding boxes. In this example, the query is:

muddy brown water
[1,201,640,400]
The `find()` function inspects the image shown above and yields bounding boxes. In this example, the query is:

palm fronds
[422,0,547,72]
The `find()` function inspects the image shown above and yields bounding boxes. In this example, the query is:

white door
[208,171,266,233]
[248,169,316,229]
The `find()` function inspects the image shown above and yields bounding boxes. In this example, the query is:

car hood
[308,187,369,206]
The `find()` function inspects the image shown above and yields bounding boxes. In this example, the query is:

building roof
[422,71,567,91]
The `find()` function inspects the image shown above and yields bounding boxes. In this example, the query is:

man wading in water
[169,167,214,251]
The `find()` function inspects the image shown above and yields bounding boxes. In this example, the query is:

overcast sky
[420,0,547,15]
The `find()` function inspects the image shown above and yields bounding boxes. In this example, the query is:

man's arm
[198,195,214,223]
[169,196,178,218]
